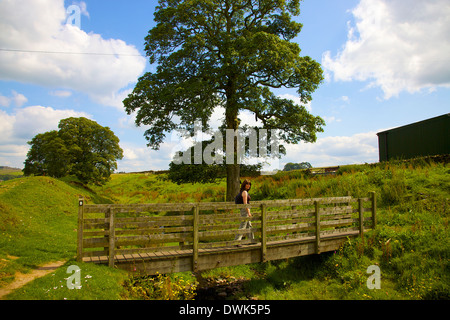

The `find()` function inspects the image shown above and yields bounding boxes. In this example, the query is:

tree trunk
[226,162,240,201]
[225,85,240,201]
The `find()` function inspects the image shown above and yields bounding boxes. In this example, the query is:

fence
[77,193,376,272]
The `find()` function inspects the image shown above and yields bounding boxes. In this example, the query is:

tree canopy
[23,117,123,185]
[124,0,325,200]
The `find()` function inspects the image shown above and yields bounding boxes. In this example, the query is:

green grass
[0,175,124,298]
[194,160,449,300]
[5,259,128,300]
[89,173,227,204]
[0,158,448,300]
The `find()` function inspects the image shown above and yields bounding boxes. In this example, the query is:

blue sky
[1,0,449,172]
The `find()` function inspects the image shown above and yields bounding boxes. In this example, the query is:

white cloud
[118,142,178,172]
[117,125,380,172]
[0,90,28,107]
[0,106,91,168]
[50,90,72,98]
[323,0,450,99]
[13,106,91,140]
[322,116,341,124]
[281,131,379,168]
[0,0,146,108]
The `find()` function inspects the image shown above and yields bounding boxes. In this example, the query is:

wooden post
[370,191,377,229]
[192,205,199,272]
[77,197,84,262]
[108,208,115,268]
[358,198,364,239]
[315,201,320,254]
[261,204,267,262]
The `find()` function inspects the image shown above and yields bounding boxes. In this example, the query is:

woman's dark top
[235,190,251,204]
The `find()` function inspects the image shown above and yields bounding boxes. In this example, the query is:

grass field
[0,159,448,300]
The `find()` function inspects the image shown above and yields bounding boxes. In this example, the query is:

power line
[0,48,144,57]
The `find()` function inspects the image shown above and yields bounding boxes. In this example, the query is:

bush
[123,272,198,300]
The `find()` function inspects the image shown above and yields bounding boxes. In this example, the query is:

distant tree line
[282,162,312,171]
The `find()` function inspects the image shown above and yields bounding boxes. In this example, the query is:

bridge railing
[77,193,376,269]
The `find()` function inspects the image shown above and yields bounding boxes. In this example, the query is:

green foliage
[123,272,198,300]
[23,117,123,185]
[124,0,325,199]
[125,0,324,145]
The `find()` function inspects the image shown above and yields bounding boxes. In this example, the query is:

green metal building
[377,114,450,162]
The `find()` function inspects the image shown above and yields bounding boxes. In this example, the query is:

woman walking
[234,179,255,243]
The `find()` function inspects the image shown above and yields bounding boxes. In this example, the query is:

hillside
[0,176,115,287]
[0,166,23,182]
[0,158,448,300]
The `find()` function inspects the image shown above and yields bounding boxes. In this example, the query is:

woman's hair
[240,179,251,192]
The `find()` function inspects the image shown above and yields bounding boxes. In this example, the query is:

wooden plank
[77,197,84,262]
[199,239,253,249]
[115,233,193,246]
[319,205,353,216]
[108,209,115,268]
[358,198,364,239]
[267,222,315,234]
[315,201,320,254]
[267,216,315,227]
[82,249,108,257]
[261,204,267,262]
[83,221,108,230]
[192,205,199,272]
[83,237,109,248]
[267,209,315,220]
[114,226,193,235]
[115,219,193,229]
[199,214,260,224]
[83,230,108,237]
[115,215,193,222]
[83,196,354,214]
[199,227,261,240]
[84,203,197,213]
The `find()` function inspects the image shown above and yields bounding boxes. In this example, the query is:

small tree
[23,117,123,184]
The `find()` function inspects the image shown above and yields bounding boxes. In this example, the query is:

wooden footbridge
[77,193,376,275]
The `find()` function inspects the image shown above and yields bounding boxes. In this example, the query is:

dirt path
[0,260,67,300]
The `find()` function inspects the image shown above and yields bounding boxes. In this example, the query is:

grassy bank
[0,159,448,299]
[0,175,126,299]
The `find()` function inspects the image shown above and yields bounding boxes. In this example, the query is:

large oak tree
[124,0,325,200]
